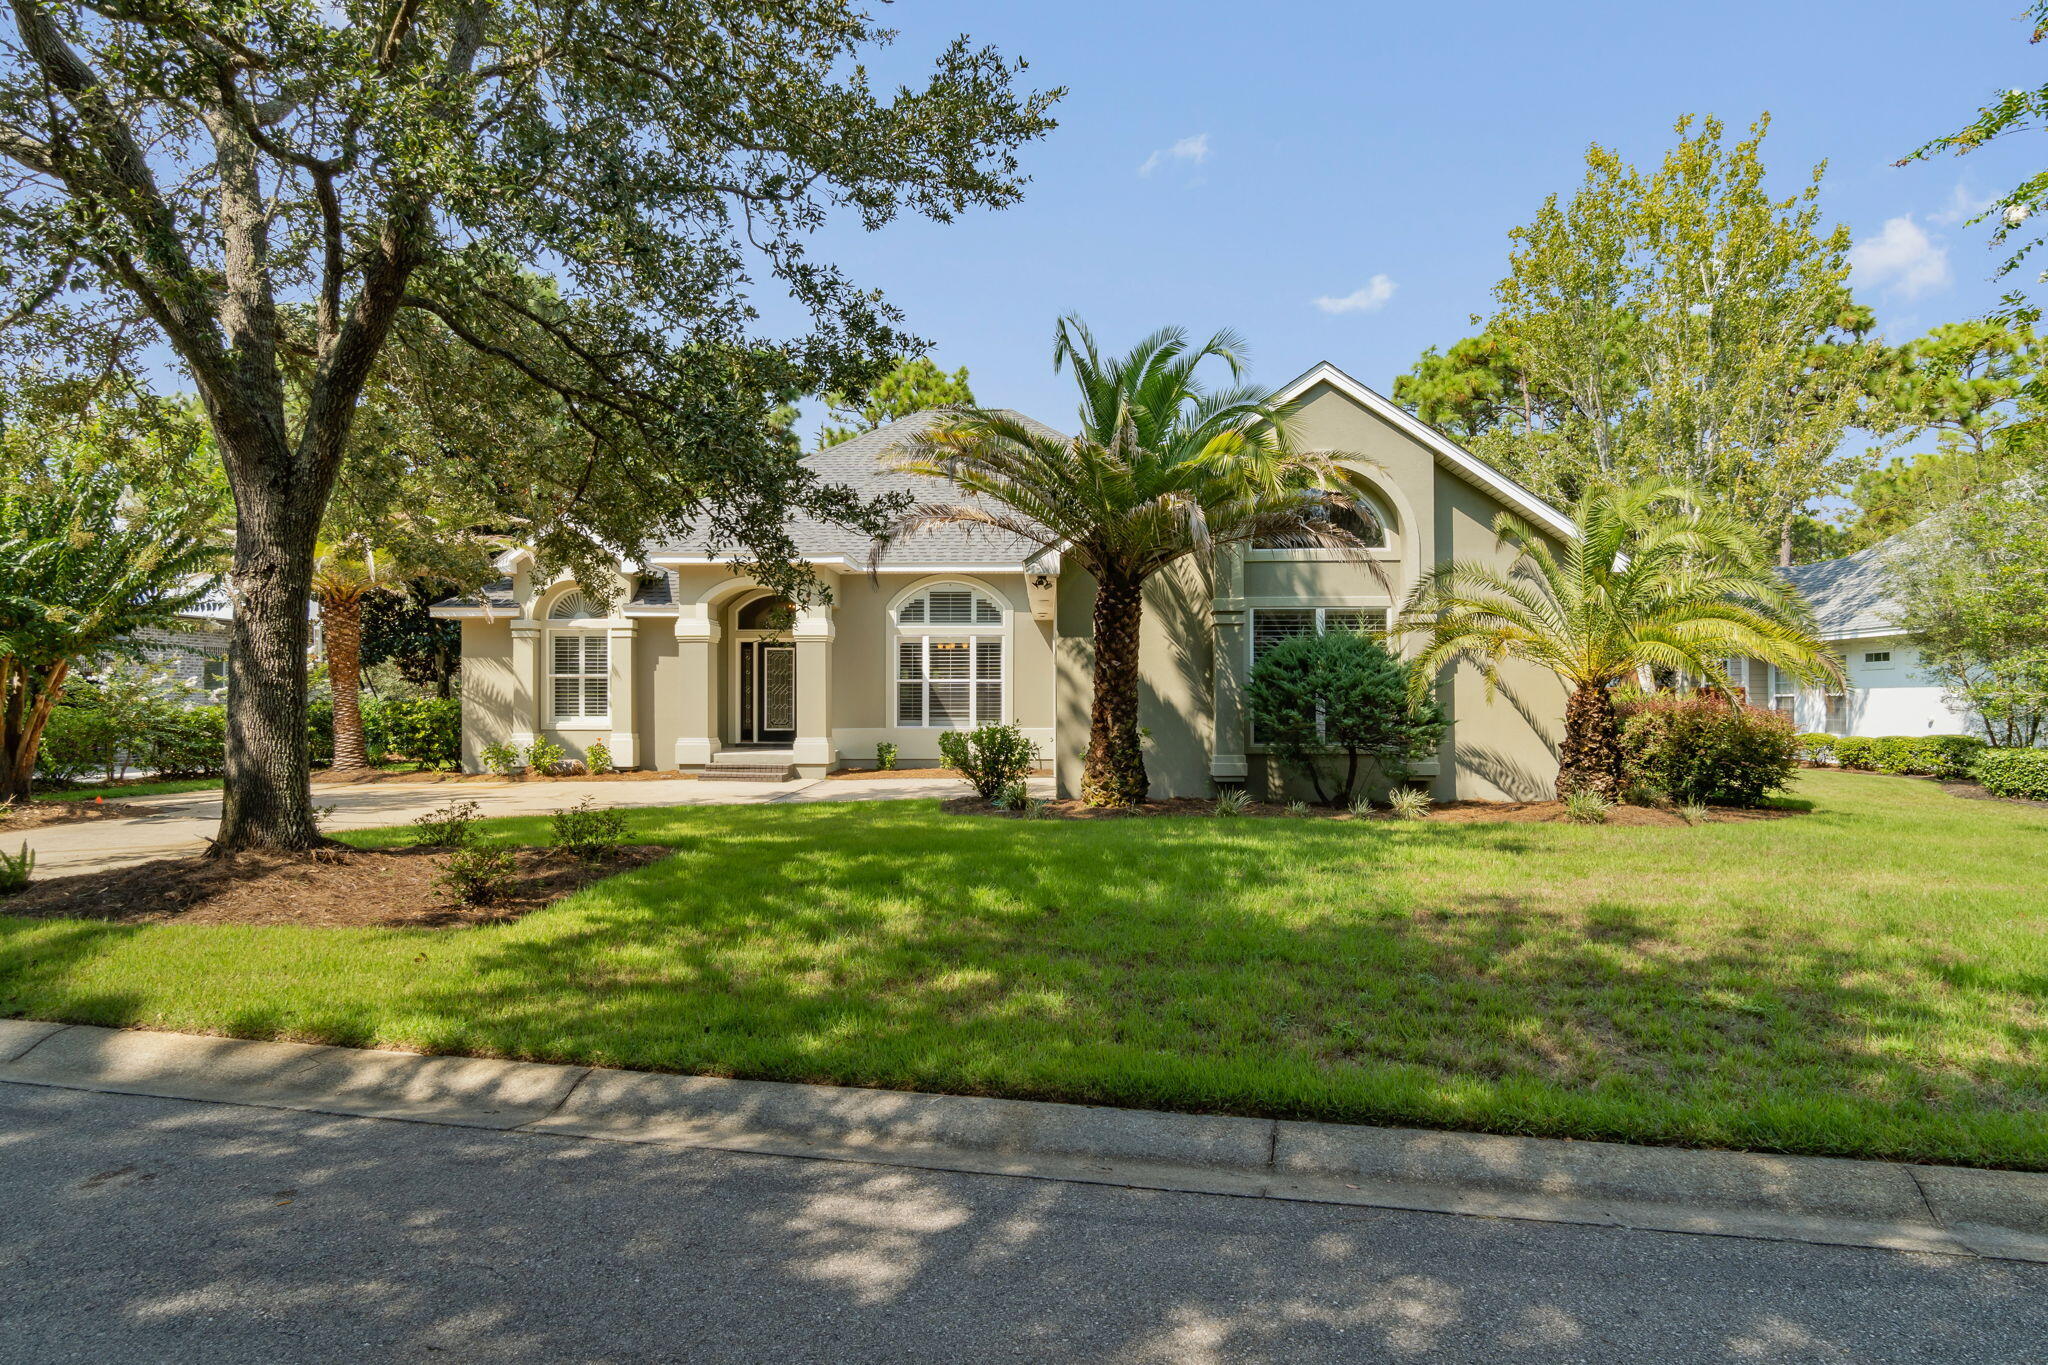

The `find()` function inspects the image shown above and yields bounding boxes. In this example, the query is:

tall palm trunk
[1557,681,1624,799]
[323,594,371,773]
[1082,569,1149,807]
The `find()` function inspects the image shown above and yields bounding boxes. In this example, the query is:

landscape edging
[2,1018,2042,1263]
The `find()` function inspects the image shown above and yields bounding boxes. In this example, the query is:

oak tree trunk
[215,427,329,852]
[1081,570,1149,808]
[1557,681,1624,799]
[324,595,370,772]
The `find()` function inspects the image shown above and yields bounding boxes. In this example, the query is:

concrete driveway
[21,772,1050,875]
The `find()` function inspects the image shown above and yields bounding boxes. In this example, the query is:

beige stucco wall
[458,618,515,771]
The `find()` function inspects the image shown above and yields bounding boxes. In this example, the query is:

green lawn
[33,778,221,802]
[3,769,2044,1168]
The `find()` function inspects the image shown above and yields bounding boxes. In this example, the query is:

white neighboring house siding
[1766,636,1968,737]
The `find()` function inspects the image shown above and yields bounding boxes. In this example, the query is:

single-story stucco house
[431,362,1575,800]
[1733,542,1970,739]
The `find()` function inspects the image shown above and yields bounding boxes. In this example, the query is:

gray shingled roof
[1782,541,1901,636]
[647,408,1065,566]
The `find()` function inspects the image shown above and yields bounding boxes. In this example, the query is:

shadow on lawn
[417,802,2047,1166]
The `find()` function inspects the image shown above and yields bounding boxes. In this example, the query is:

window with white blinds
[550,633,609,721]
[1248,607,1389,743]
[898,587,1002,626]
[896,636,1003,728]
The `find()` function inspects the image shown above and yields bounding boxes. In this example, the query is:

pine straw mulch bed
[0,843,671,927]
[1940,779,2048,810]
[945,795,1800,826]
[1,800,164,831]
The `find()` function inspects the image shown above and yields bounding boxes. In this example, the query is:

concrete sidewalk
[4,1019,2043,1265]
[21,773,1049,874]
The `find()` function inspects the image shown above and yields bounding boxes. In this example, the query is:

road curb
[4,1019,2044,1263]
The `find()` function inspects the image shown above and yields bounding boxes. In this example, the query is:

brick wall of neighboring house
[129,620,230,702]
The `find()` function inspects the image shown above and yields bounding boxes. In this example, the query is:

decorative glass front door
[740,641,796,744]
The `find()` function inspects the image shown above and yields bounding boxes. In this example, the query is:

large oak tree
[0,0,1057,849]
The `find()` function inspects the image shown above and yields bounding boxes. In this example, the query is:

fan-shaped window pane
[896,586,1002,626]
[549,591,597,620]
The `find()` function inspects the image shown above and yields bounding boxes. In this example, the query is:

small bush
[1213,787,1253,817]
[1386,787,1432,821]
[411,799,482,849]
[1245,629,1445,807]
[479,740,524,776]
[995,779,1031,810]
[584,739,615,776]
[1917,735,1989,780]
[875,741,899,772]
[369,697,462,771]
[1831,734,1989,779]
[437,846,516,905]
[1284,800,1311,818]
[1868,736,1919,775]
[1973,748,2048,801]
[0,841,34,894]
[1563,789,1611,825]
[938,722,1037,802]
[1679,801,1710,826]
[137,704,229,779]
[1834,736,1877,770]
[525,736,566,777]
[1796,733,1837,765]
[34,702,121,785]
[550,797,628,861]
[1347,794,1375,818]
[1618,694,1798,807]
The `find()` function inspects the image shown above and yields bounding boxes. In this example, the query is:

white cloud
[1849,216,1951,299]
[1138,133,1209,178]
[1313,274,1398,315]
[1930,183,1993,226]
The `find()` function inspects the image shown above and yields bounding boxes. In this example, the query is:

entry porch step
[704,751,800,782]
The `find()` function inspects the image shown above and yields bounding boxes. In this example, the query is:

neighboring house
[1732,542,1968,739]
[431,362,1574,799]
[130,581,231,701]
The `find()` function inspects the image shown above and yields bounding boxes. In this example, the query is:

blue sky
[788,0,2043,440]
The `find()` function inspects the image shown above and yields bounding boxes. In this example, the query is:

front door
[740,641,797,745]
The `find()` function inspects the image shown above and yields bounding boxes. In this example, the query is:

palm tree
[1397,477,1839,799]
[0,460,218,801]
[885,317,1373,806]
[311,544,414,774]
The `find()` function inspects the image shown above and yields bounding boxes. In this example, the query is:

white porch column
[791,601,835,773]
[508,619,542,749]
[673,607,722,768]
[607,618,638,768]
[1209,545,1248,785]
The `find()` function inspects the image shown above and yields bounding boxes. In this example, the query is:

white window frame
[1862,650,1893,670]
[890,582,1009,730]
[544,588,611,728]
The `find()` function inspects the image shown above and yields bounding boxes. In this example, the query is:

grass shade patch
[2,769,2044,1169]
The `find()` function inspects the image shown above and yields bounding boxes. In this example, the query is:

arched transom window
[894,585,1005,728]
[548,591,599,620]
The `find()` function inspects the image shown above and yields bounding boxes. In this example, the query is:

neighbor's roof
[646,408,1068,568]
[1782,541,1901,638]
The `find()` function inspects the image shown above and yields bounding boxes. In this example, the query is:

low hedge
[1834,734,1987,780]
[365,696,461,770]
[1795,733,1836,765]
[1618,693,1799,807]
[1973,748,2048,801]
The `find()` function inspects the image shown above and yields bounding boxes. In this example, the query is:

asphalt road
[2,1083,2043,1364]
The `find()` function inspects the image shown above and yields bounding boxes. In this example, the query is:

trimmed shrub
[438,846,516,904]
[1244,629,1445,806]
[1918,735,1989,780]
[938,722,1037,802]
[550,797,628,861]
[1833,736,1877,771]
[140,705,228,778]
[1618,693,1798,807]
[583,739,615,775]
[524,736,566,776]
[479,740,523,776]
[1973,748,2048,801]
[34,702,121,784]
[411,799,482,849]
[1830,734,1989,779]
[368,696,461,770]
[1796,733,1837,765]
[875,741,899,771]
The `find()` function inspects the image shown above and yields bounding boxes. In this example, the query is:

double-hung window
[1248,606,1388,743]
[548,591,609,724]
[895,586,1005,728]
